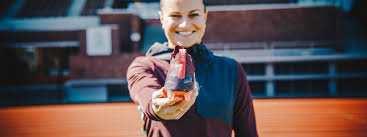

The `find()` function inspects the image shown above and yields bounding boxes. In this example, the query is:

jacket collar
[145,42,214,72]
[146,42,213,71]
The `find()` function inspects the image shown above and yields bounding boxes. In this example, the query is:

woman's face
[159,0,207,48]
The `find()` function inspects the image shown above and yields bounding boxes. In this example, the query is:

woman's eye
[170,15,181,18]
[189,14,199,18]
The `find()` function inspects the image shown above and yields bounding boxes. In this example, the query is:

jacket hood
[145,42,172,60]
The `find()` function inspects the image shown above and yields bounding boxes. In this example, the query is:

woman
[127,0,258,136]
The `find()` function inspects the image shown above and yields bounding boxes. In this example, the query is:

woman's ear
[159,11,164,27]
[204,10,208,24]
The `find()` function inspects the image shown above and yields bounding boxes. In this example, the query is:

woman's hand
[151,87,198,120]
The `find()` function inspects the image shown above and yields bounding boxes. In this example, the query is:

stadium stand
[15,0,72,18]
[81,0,106,16]
[0,0,15,18]
[0,0,366,104]
[112,0,129,9]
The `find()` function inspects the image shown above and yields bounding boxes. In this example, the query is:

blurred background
[0,0,366,137]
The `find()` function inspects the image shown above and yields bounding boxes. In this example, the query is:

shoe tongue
[178,48,186,79]
[171,45,184,59]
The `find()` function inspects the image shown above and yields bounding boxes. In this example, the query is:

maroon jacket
[127,43,258,137]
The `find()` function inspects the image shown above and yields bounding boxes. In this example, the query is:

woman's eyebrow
[189,9,200,13]
[169,11,181,14]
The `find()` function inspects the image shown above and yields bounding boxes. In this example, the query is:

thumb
[152,88,167,99]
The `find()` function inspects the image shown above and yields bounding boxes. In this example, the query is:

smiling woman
[126,0,258,136]
[159,0,208,48]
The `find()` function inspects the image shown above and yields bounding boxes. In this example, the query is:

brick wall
[139,4,343,46]
[69,53,142,79]
[66,11,145,79]
[203,4,344,43]
[99,12,144,52]
[69,26,144,79]
[99,13,132,52]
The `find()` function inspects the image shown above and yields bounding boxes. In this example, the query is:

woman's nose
[178,19,190,28]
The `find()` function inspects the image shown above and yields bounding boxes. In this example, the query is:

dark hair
[160,0,207,11]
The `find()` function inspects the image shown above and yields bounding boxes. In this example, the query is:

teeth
[178,31,193,35]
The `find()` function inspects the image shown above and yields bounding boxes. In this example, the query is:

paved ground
[0,98,366,137]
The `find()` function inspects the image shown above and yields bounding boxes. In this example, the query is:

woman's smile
[175,30,196,38]
[176,31,195,36]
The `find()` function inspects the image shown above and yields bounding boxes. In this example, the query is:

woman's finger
[181,91,197,113]
[152,88,167,99]
[152,96,183,107]
[169,98,187,110]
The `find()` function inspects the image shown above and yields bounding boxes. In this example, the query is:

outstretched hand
[151,87,198,120]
